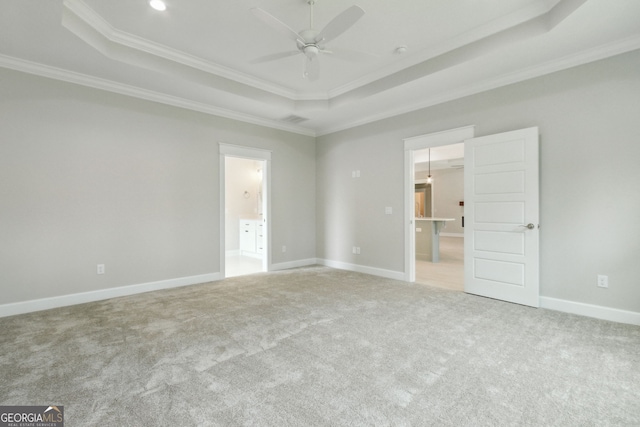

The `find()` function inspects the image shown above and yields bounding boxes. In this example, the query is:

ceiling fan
[250,0,366,81]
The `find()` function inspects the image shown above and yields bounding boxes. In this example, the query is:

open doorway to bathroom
[224,156,267,277]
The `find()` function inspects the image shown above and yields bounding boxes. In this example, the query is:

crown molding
[59,0,584,110]
[0,54,316,137]
[62,0,300,100]
[3,30,637,139]
[317,35,640,136]
[327,0,568,99]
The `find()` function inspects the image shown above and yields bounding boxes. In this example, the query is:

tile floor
[226,254,264,277]
[415,236,464,291]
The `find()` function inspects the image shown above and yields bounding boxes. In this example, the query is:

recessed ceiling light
[149,0,166,11]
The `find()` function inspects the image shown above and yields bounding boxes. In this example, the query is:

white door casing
[464,127,540,307]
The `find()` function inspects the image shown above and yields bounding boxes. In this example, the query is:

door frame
[219,143,272,278]
[403,126,475,282]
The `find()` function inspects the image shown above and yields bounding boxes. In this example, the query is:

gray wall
[317,49,640,313]
[0,68,316,305]
[3,50,639,315]
[416,168,465,235]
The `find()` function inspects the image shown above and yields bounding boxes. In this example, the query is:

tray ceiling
[1,0,639,136]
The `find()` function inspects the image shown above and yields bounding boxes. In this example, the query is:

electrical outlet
[282,246,286,253]
[356,247,361,254]
[352,246,357,254]
[385,207,392,215]
[597,274,608,288]
[97,264,105,275]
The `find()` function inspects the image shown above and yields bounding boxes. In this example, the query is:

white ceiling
[2,0,639,136]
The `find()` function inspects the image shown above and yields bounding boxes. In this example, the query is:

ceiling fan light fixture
[149,0,166,12]
[303,45,319,58]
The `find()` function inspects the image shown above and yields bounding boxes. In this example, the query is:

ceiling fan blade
[303,55,320,81]
[251,7,303,43]
[322,47,377,62]
[315,5,365,44]
[251,51,301,64]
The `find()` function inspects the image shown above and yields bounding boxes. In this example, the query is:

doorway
[414,145,465,291]
[403,126,474,287]
[404,126,540,307]
[225,157,265,277]
[219,144,271,278]
[414,182,432,218]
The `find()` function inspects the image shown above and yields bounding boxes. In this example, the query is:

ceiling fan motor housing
[303,44,319,58]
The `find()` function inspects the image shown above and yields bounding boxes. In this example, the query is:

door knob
[520,223,535,230]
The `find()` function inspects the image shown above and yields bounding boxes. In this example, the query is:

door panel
[475,171,525,194]
[464,127,539,307]
[475,231,525,255]
[475,202,525,224]
[474,259,524,285]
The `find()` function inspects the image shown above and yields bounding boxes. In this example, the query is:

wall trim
[62,0,297,99]
[404,125,476,151]
[271,258,318,271]
[318,34,640,136]
[0,273,221,318]
[0,54,316,138]
[540,296,640,326]
[4,268,637,327]
[317,259,405,281]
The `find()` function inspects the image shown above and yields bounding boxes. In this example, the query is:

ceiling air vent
[281,114,309,124]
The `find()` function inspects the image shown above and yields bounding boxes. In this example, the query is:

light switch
[385,207,392,215]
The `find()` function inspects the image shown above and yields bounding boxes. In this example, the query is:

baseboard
[317,259,405,281]
[271,258,318,271]
[540,296,640,326]
[440,232,464,238]
[0,272,222,318]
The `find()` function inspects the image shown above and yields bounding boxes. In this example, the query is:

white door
[464,127,539,307]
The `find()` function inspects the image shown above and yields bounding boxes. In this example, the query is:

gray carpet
[1,266,639,426]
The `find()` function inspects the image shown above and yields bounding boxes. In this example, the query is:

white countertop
[415,217,455,221]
